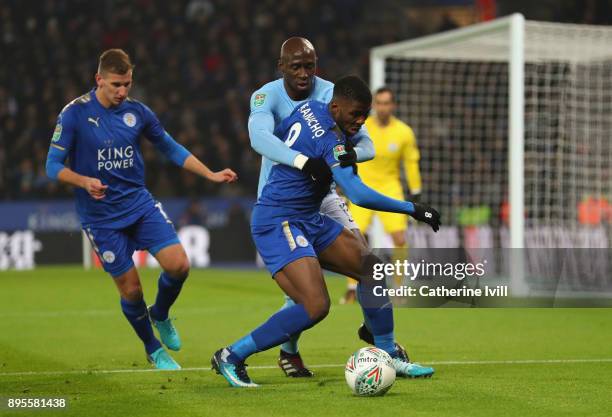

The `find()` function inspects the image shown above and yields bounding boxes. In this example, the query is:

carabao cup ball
[345,347,396,396]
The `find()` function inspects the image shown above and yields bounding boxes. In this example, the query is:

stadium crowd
[0,0,421,200]
[1,0,607,202]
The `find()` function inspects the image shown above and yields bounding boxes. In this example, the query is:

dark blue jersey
[48,89,183,228]
[254,100,349,223]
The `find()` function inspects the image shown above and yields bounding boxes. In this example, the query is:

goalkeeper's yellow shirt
[359,115,422,197]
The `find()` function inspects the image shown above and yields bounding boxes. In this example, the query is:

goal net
[371,14,612,249]
[370,14,612,297]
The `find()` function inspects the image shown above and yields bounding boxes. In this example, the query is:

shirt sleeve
[248,89,300,167]
[141,104,191,166]
[141,103,167,143]
[351,124,375,162]
[332,165,415,214]
[45,107,77,180]
[322,84,334,102]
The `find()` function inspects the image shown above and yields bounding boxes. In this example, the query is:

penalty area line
[1,358,612,377]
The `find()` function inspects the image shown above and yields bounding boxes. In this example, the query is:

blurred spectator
[6,1,600,202]
[1,0,413,200]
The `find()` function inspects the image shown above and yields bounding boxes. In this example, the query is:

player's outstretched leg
[319,229,433,378]
[114,268,180,370]
[356,271,433,378]
[212,258,328,387]
[277,295,314,377]
[357,282,434,378]
[149,243,190,351]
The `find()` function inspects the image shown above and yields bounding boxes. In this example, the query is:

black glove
[409,203,441,232]
[338,140,358,174]
[302,157,332,183]
[337,148,357,167]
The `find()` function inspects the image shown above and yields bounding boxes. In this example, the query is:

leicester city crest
[102,251,116,264]
[296,235,309,248]
[123,112,136,127]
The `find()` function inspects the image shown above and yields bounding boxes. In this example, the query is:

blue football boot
[211,348,258,388]
[148,306,181,351]
[392,358,434,378]
[147,347,181,370]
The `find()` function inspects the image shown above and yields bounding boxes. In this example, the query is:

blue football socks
[279,296,301,354]
[150,272,185,321]
[228,304,315,362]
[120,297,161,355]
[373,332,397,357]
[357,282,397,356]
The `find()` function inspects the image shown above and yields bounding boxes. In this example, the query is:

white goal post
[369,14,612,297]
[370,13,612,250]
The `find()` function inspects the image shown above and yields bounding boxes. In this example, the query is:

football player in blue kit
[45,49,238,370]
[212,75,440,387]
[248,37,392,378]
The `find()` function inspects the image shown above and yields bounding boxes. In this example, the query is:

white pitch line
[0,307,239,319]
[1,358,611,378]
[0,305,272,319]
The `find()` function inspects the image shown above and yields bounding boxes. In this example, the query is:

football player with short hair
[247,37,383,377]
[45,48,237,370]
[212,75,439,387]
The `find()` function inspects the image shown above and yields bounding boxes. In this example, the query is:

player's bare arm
[182,154,238,183]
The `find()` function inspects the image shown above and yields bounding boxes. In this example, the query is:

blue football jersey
[249,77,334,196]
[50,89,166,227]
[253,100,349,224]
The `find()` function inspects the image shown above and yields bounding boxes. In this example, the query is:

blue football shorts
[251,212,345,276]
[84,201,180,277]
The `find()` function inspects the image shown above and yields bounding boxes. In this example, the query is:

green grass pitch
[1,266,611,417]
